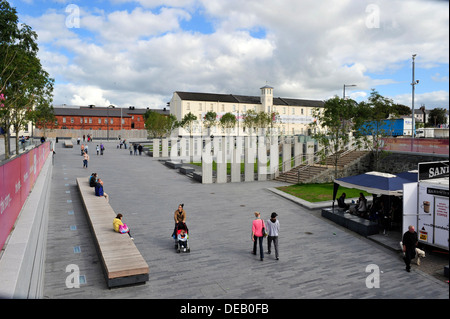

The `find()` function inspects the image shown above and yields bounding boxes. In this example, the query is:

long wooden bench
[76,177,149,288]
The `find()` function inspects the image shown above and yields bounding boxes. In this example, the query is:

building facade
[50,105,168,131]
[169,85,325,136]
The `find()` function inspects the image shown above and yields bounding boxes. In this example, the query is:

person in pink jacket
[252,212,265,261]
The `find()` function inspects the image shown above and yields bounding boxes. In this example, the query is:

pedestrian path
[43,141,449,299]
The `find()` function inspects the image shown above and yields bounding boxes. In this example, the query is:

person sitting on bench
[95,178,109,202]
[337,192,349,210]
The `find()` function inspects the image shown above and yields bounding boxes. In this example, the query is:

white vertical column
[202,138,213,184]
[216,137,227,183]
[161,138,169,158]
[231,136,242,182]
[306,141,315,165]
[294,138,302,167]
[269,135,279,178]
[153,139,160,157]
[282,139,291,173]
[257,135,267,181]
[170,137,178,160]
[244,136,256,182]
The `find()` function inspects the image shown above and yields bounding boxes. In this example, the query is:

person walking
[402,225,418,272]
[82,151,89,168]
[252,212,265,261]
[266,212,280,260]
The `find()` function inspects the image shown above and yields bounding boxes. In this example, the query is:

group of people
[89,173,109,202]
[77,134,92,144]
[338,192,401,234]
[337,192,368,216]
[251,212,280,261]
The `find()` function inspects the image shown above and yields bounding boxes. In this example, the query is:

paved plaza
[42,140,449,299]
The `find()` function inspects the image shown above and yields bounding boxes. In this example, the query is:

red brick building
[51,105,169,131]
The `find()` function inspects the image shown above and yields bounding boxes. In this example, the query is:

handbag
[261,219,268,238]
[119,223,129,234]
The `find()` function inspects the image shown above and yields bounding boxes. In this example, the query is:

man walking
[266,212,280,260]
[402,225,418,272]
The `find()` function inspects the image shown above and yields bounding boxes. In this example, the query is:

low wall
[0,152,53,298]
[35,128,148,140]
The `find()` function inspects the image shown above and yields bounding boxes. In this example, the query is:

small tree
[310,96,357,179]
[353,89,399,171]
[427,108,447,127]
[242,109,258,136]
[179,112,197,138]
[219,112,236,135]
[203,111,217,137]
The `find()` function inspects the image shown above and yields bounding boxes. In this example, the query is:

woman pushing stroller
[172,204,190,252]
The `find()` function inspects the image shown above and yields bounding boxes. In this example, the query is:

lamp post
[411,54,419,138]
[107,104,115,141]
[343,84,356,99]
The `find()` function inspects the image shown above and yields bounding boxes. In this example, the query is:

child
[177,229,188,251]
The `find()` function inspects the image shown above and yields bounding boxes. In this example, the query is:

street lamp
[411,54,419,138]
[107,104,115,141]
[343,84,357,99]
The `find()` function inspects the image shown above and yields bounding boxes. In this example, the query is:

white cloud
[20,0,448,109]
[393,90,449,109]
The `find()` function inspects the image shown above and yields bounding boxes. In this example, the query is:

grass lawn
[276,183,370,203]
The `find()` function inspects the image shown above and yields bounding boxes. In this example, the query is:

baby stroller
[173,222,190,253]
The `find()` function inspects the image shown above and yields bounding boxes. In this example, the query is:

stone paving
[43,140,449,299]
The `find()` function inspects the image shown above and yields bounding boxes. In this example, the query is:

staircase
[276,149,369,184]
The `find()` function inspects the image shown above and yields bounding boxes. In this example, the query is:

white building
[169,85,324,137]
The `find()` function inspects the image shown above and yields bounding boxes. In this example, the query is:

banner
[0,142,50,251]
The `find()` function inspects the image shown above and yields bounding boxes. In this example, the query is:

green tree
[203,110,217,136]
[427,108,447,127]
[179,112,197,137]
[144,111,178,138]
[353,89,399,170]
[310,96,358,179]
[219,112,236,135]
[242,109,258,135]
[0,0,54,158]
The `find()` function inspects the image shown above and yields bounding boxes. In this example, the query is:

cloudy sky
[11,0,449,110]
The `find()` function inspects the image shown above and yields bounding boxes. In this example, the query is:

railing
[276,143,363,183]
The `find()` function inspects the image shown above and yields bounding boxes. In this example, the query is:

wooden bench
[65,140,73,148]
[76,178,149,288]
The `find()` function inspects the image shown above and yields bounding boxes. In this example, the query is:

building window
[187,102,190,110]
[110,119,113,124]
[104,119,107,124]
[62,117,66,123]
[71,117,74,123]
[98,118,101,124]
[89,118,92,124]
[80,118,83,123]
